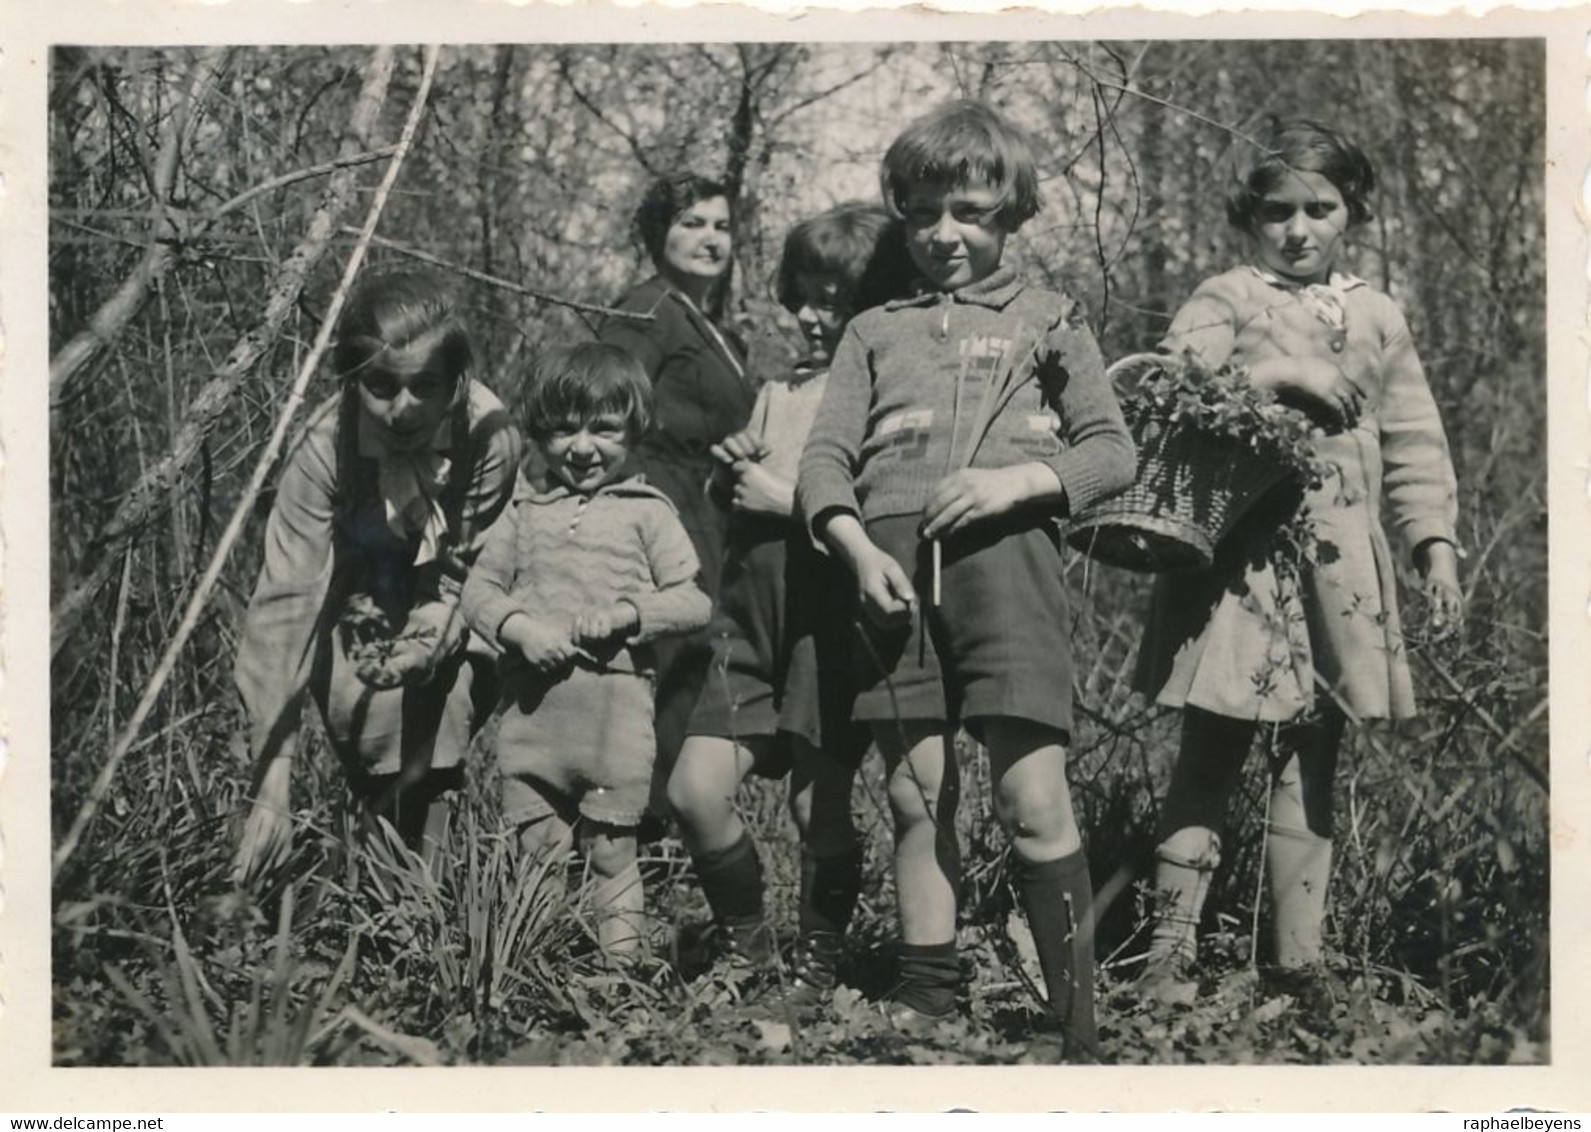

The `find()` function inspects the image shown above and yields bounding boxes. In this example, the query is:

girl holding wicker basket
[1133,120,1463,1011]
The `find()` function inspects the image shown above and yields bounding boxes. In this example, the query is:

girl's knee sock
[1016,850,1099,1059]
[1147,829,1220,971]
[798,844,864,939]
[1156,710,1256,838]
[1266,822,1332,968]
[694,833,767,956]
[892,939,960,1018]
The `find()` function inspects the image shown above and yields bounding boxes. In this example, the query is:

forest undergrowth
[51,545,1549,1067]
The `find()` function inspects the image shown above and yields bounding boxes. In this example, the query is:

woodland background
[48,40,1547,1066]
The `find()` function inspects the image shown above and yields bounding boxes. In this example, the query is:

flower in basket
[1064,351,1332,573]
[1117,350,1328,489]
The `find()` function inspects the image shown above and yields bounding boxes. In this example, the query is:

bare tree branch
[347,230,656,322]
[1071,63,1274,157]
[766,54,890,129]
[54,45,442,878]
[210,146,399,220]
[51,47,400,662]
[556,51,656,176]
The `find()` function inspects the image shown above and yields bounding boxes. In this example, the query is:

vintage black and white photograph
[30,19,1568,1093]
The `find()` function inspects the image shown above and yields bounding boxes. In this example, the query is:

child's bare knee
[664,763,701,818]
[887,770,942,826]
[667,757,727,827]
[993,787,1070,842]
[1157,825,1221,869]
[787,785,814,832]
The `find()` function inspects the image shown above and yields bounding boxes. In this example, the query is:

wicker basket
[1063,355,1304,573]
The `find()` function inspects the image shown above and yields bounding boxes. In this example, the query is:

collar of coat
[634,275,747,384]
[886,266,1026,312]
[1247,264,1367,294]
[517,473,676,511]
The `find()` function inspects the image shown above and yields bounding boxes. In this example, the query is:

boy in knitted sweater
[463,343,710,960]
[798,101,1134,1056]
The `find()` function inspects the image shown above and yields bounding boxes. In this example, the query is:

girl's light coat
[1136,266,1459,722]
[234,380,521,774]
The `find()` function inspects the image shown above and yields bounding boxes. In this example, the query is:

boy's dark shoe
[758,930,843,1014]
[879,965,958,1035]
[669,917,772,981]
[727,919,774,964]
[676,918,782,1012]
[879,939,960,1034]
[731,934,847,1031]
[879,993,957,1036]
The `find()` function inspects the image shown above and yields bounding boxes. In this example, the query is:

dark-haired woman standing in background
[599,173,756,810]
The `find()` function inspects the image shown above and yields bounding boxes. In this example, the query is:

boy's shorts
[689,520,863,764]
[852,512,1074,739]
[496,667,654,828]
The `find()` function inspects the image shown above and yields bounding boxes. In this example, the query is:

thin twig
[106,550,134,749]
[53,45,442,878]
[211,146,399,220]
[347,230,654,322]
[1074,64,1275,157]
[1416,656,1548,793]
[555,52,656,176]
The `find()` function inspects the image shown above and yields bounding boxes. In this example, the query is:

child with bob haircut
[1134,119,1462,1009]
[799,100,1135,1056]
[462,342,711,959]
[234,270,520,880]
[668,201,908,1003]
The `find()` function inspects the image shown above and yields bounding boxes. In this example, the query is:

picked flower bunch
[340,592,462,689]
[1123,352,1328,484]
[1064,351,1330,573]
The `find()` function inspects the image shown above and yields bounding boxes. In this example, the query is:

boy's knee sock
[1266,822,1332,968]
[1016,850,1099,1059]
[892,940,960,1017]
[798,844,864,939]
[694,833,767,954]
[1147,828,1221,970]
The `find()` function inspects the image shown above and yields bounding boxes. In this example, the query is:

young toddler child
[798,100,1135,1057]
[462,342,711,959]
[667,201,906,1004]
[1133,119,1463,1008]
